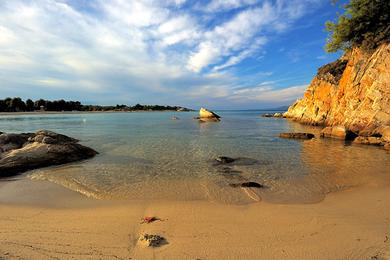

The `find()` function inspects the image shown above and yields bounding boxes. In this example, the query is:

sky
[0,0,344,109]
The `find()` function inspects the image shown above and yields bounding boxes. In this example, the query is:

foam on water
[1,111,389,204]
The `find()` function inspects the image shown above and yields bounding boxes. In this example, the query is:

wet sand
[0,179,389,259]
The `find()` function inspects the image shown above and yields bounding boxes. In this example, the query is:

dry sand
[0,179,389,259]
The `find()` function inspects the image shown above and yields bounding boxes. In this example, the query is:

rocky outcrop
[0,130,97,177]
[284,43,390,148]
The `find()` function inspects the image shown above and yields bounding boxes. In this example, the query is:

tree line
[0,97,190,112]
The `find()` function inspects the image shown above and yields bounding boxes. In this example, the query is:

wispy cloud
[0,0,326,107]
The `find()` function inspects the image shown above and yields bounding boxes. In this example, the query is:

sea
[0,110,389,204]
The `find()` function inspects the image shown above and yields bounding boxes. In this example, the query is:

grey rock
[0,130,97,177]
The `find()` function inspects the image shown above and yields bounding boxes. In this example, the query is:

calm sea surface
[0,111,389,204]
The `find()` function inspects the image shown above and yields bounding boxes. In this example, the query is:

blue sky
[0,0,344,109]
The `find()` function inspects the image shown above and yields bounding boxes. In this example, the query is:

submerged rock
[229,182,265,188]
[279,133,315,139]
[213,156,259,166]
[215,156,235,164]
[0,130,97,177]
[138,234,167,247]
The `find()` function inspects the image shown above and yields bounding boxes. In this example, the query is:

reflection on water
[0,111,389,204]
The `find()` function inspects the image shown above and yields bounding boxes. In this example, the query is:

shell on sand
[199,108,221,119]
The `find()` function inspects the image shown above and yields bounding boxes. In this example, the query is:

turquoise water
[0,111,389,204]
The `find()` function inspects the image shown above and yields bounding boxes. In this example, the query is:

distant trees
[325,0,390,52]
[26,99,34,111]
[0,97,190,112]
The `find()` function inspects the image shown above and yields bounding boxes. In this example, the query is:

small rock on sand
[138,234,167,247]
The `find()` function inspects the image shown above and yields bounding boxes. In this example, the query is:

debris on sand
[140,216,162,224]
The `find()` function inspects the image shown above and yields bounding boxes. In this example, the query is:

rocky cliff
[284,43,390,147]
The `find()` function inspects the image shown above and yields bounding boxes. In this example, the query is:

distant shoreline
[0,110,192,116]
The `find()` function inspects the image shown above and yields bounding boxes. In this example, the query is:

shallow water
[0,111,389,204]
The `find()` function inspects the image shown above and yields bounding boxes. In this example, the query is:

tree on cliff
[325,0,390,52]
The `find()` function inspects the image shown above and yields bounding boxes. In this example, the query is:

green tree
[325,0,390,52]
[26,99,34,111]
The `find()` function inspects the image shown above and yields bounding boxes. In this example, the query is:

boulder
[279,133,315,139]
[353,136,384,146]
[320,126,357,140]
[0,130,97,177]
[261,113,274,117]
[199,108,220,121]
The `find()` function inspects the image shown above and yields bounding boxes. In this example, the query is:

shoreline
[0,110,193,116]
[0,177,389,259]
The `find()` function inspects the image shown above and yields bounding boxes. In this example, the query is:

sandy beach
[0,179,389,260]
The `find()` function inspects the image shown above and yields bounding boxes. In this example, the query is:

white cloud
[231,84,308,102]
[205,0,258,12]
[186,0,321,73]
[0,0,323,107]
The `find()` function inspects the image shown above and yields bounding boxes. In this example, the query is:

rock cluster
[279,133,315,140]
[0,130,97,177]
[283,43,390,149]
[262,113,284,118]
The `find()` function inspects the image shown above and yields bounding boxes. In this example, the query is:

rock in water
[0,130,97,177]
[279,133,315,139]
[138,234,166,247]
[229,182,265,188]
[353,136,384,146]
[199,107,221,121]
[215,156,235,164]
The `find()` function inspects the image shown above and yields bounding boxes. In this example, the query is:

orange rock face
[284,43,390,135]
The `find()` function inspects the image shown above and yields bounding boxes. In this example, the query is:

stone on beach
[138,234,167,247]
[279,133,315,139]
[0,130,97,177]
